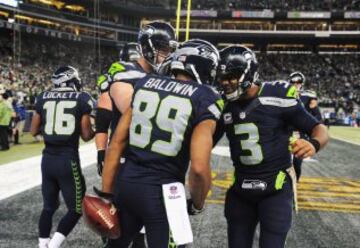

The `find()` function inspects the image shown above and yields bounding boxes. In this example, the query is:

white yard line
[0,143,96,201]
[330,135,360,146]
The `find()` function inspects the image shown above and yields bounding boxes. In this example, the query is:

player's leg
[38,154,60,248]
[225,187,258,248]
[49,158,85,248]
[140,183,185,248]
[258,179,293,248]
[108,180,145,248]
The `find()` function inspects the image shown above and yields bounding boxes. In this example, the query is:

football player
[99,39,223,248]
[214,46,329,248]
[100,22,177,247]
[119,42,142,62]
[31,66,95,248]
[95,43,142,177]
[288,71,322,181]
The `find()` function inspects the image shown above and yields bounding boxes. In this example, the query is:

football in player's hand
[82,194,121,239]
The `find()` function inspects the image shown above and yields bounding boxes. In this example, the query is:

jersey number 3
[130,89,192,157]
[234,123,263,165]
[43,101,76,135]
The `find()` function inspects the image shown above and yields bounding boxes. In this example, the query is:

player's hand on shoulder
[291,138,316,159]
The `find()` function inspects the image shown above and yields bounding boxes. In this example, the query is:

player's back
[121,74,222,185]
[108,61,147,134]
[35,87,93,155]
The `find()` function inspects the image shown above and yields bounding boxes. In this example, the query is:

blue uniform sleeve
[79,92,95,116]
[192,86,224,126]
[213,114,225,146]
[283,100,319,135]
[35,94,43,114]
[109,62,146,87]
[311,106,323,122]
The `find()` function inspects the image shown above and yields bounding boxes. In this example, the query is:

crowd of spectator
[118,0,360,11]
[0,33,359,125]
[257,53,360,114]
[0,32,117,109]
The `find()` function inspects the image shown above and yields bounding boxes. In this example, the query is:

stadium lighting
[7,17,15,23]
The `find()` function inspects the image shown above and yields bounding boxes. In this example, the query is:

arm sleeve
[34,95,43,114]
[95,108,113,133]
[213,115,225,146]
[192,87,224,126]
[80,93,95,116]
[283,99,320,135]
[311,106,323,122]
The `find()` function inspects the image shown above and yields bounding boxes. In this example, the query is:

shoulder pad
[107,62,126,77]
[260,81,299,99]
[96,74,110,92]
[300,90,317,99]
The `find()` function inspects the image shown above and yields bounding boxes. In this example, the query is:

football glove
[97,150,105,176]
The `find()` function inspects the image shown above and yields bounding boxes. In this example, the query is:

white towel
[162,182,193,245]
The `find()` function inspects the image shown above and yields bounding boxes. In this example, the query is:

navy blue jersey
[108,61,147,134]
[120,75,223,184]
[215,81,319,178]
[35,88,94,154]
[299,90,322,121]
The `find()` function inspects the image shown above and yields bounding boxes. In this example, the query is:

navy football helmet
[51,66,81,91]
[289,71,305,85]
[138,21,178,69]
[217,45,259,101]
[170,39,219,85]
[119,42,142,62]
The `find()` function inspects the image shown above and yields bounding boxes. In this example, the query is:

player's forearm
[102,109,131,193]
[101,141,124,193]
[188,167,211,209]
[81,127,95,141]
[95,133,109,150]
[310,123,329,150]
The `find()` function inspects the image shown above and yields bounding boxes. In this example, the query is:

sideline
[0,144,96,201]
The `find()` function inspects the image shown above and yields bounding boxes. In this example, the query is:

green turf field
[1,127,358,165]
[329,126,360,145]
[0,134,44,165]
[0,133,91,165]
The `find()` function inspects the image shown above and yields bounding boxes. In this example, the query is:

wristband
[309,138,320,153]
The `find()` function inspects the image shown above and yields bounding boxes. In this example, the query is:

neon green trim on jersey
[97,74,107,87]
[108,62,125,77]
[286,85,298,99]
[71,161,83,214]
[275,171,287,190]
[168,230,177,248]
[257,84,264,96]
[216,99,225,111]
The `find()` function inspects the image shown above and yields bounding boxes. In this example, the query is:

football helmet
[138,21,177,69]
[119,42,142,62]
[289,71,305,90]
[217,45,259,101]
[51,66,81,91]
[170,39,219,85]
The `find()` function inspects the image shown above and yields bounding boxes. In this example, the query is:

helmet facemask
[138,24,178,72]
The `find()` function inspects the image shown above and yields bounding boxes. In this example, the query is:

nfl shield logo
[170,186,178,195]
[239,112,246,119]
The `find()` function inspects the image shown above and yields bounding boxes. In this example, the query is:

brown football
[82,194,121,239]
